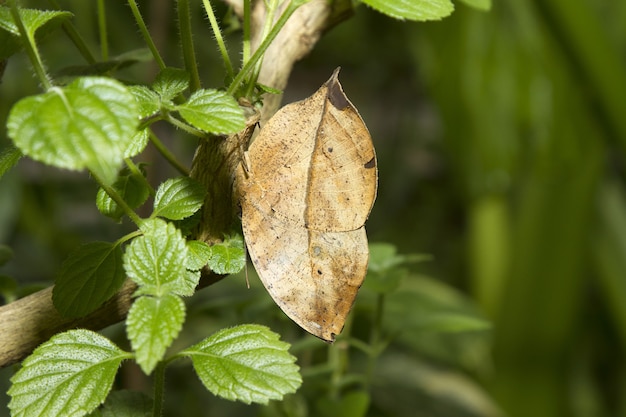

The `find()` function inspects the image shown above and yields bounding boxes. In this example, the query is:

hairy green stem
[127,0,166,70]
[202,0,234,78]
[93,172,143,227]
[97,0,108,61]
[152,361,167,417]
[148,128,191,176]
[177,0,201,92]
[47,0,97,64]
[242,0,252,64]
[227,0,304,97]
[9,0,52,89]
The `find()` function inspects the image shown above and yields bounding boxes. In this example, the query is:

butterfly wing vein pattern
[237,68,377,342]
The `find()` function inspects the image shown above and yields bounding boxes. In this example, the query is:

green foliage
[0,6,72,60]
[96,168,150,222]
[361,0,454,21]
[204,233,247,274]
[52,242,125,318]
[8,330,131,417]
[181,324,302,404]
[123,218,193,296]
[176,89,246,134]
[152,176,206,221]
[7,77,139,185]
[127,294,186,374]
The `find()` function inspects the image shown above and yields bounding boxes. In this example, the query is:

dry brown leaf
[236,68,378,342]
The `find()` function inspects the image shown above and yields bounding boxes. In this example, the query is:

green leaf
[8,77,139,185]
[52,242,125,318]
[152,67,189,101]
[186,240,211,270]
[153,176,206,220]
[129,85,160,119]
[361,0,454,21]
[205,234,246,274]
[177,89,246,134]
[8,329,130,417]
[123,218,192,296]
[458,0,491,11]
[100,390,152,417]
[127,294,185,374]
[0,6,72,60]
[0,146,22,178]
[182,324,301,404]
[368,242,430,273]
[124,128,150,158]
[97,170,150,222]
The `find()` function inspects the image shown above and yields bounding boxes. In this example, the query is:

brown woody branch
[0,0,350,368]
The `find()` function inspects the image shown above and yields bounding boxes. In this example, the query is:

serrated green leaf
[0,146,22,178]
[152,68,189,101]
[206,234,246,274]
[8,77,139,185]
[127,294,185,374]
[124,218,192,296]
[129,85,161,119]
[177,89,245,134]
[52,242,125,318]
[0,6,72,60]
[186,240,211,270]
[124,128,150,158]
[97,170,150,222]
[361,0,454,21]
[8,329,130,417]
[100,390,152,417]
[458,0,491,11]
[182,324,301,404]
[153,176,206,220]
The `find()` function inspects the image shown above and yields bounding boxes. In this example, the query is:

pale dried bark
[0,0,350,368]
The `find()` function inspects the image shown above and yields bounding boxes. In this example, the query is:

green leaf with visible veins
[361,0,454,21]
[153,176,206,220]
[205,234,246,274]
[53,242,125,318]
[177,89,245,134]
[8,330,131,417]
[152,67,190,101]
[127,294,186,374]
[0,6,72,60]
[123,218,193,296]
[182,324,301,404]
[7,77,139,185]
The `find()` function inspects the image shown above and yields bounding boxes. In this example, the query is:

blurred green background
[1,0,626,416]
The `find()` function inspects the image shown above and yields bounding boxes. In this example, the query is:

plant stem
[243,0,279,98]
[152,361,167,417]
[97,0,109,61]
[202,0,234,79]
[127,0,166,70]
[124,158,156,196]
[242,0,252,64]
[227,0,304,97]
[177,0,201,92]
[148,128,191,176]
[93,172,143,227]
[46,0,97,64]
[9,0,52,90]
